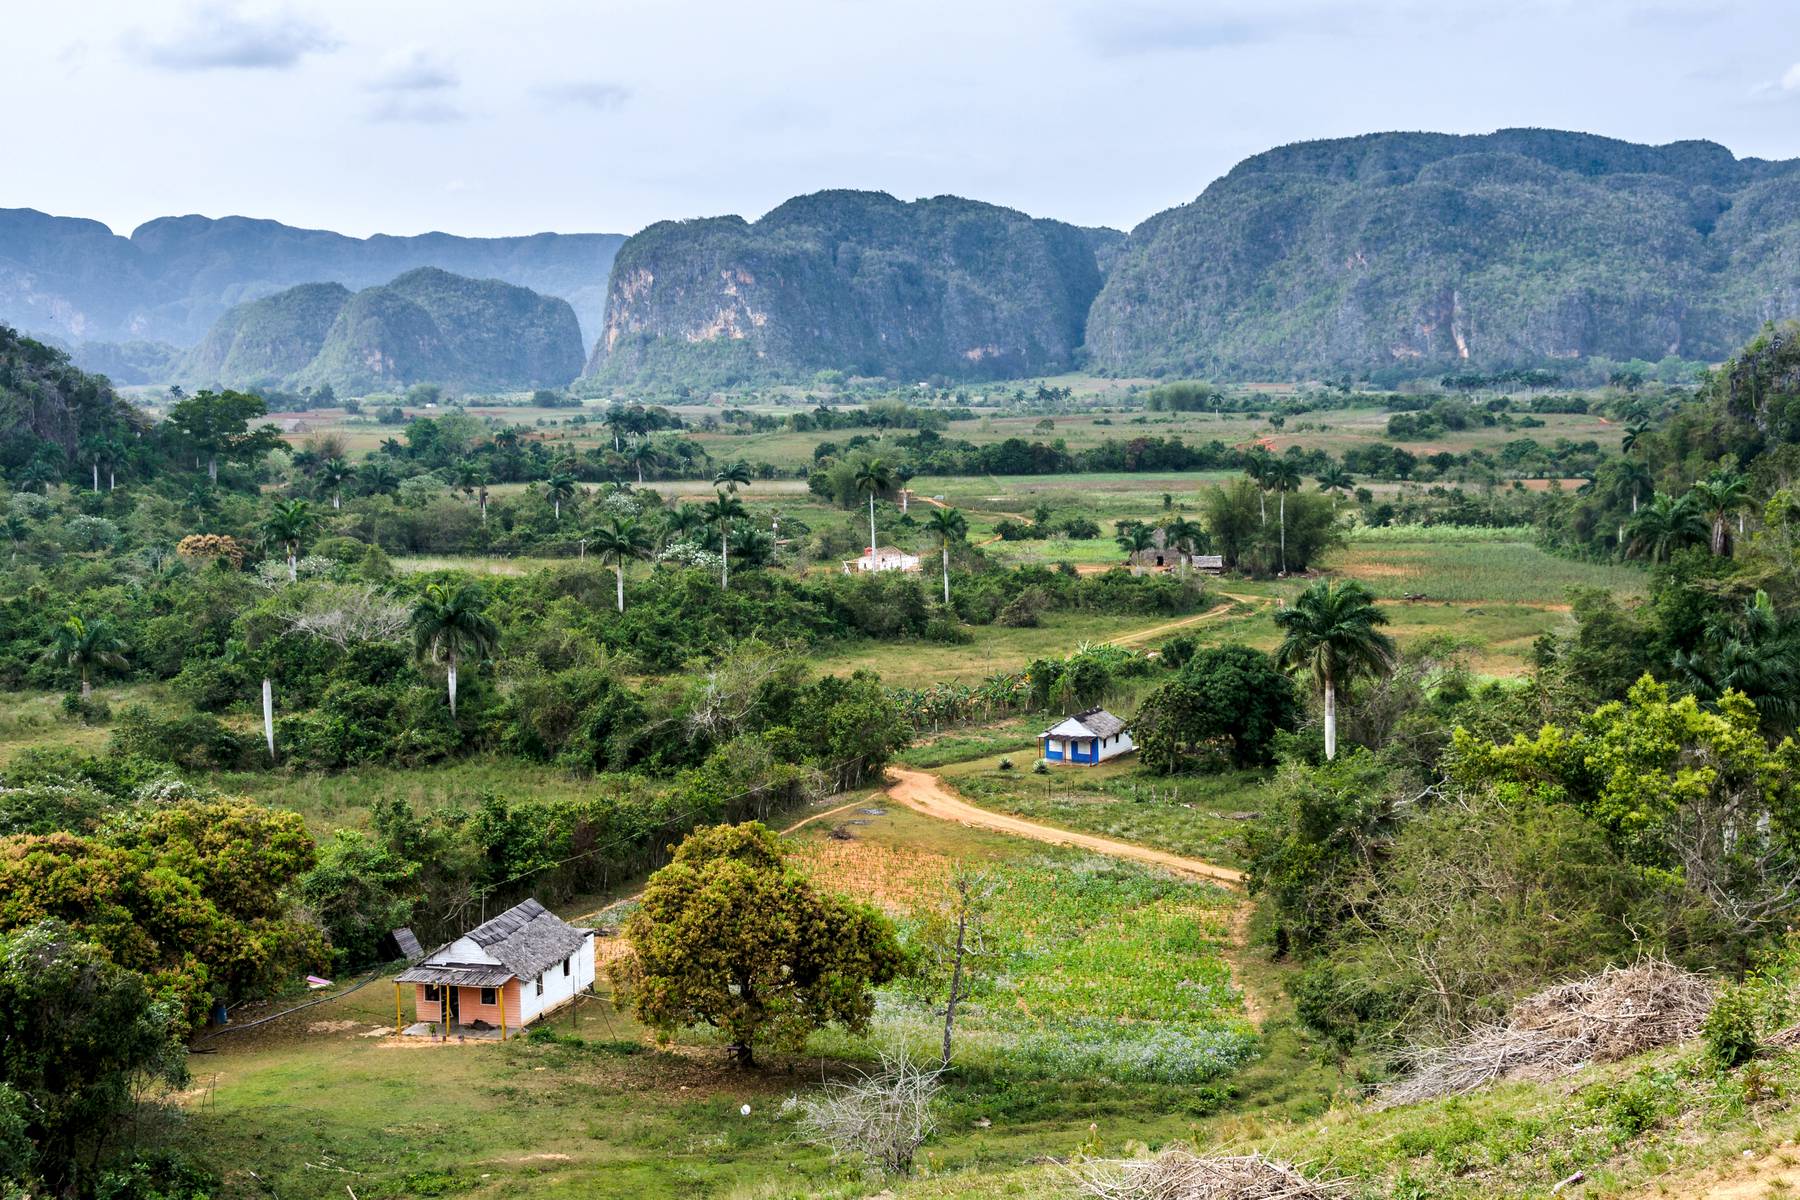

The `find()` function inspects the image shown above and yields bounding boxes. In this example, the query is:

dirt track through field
[884,767,1243,885]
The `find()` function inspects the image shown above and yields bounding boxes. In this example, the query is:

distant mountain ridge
[183,268,586,395]
[587,190,1111,385]
[1084,128,1800,377]
[0,209,624,350]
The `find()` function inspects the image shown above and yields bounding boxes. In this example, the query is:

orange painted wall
[412,983,445,1024]
[447,981,522,1031]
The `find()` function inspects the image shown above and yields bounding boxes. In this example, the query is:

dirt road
[884,766,1244,886]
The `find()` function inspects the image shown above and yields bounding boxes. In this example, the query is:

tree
[713,460,752,494]
[359,460,400,500]
[0,922,188,1196]
[1162,516,1205,573]
[703,494,746,589]
[316,457,353,510]
[614,822,904,1067]
[1133,645,1300,770]
[1626,492,1709,563]
[42,615,127,701]
[728,525,774,569]
[261,498,318,582]
[1690,471,1752,557]
[1115,522,1156,572]
[1274,579,1396,760]
[1265,458,1303,573]
[591,517,650,613]
[545,472,576,522]
[626,440,662,485]
[1244,447,1272,524]
[164,389,283,483]
[925,507,967,605]
[1316,464,1355,507]
[410,581,499,718]
[853,458,893,560]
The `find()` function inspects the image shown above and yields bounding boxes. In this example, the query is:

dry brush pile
[1376,958,1715,1108]
[1069,1149,1345,1200]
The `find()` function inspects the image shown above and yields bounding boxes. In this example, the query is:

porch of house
[400,1021,504,1041]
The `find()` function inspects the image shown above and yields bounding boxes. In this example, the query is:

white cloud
[534,81,631,111]
[1783,61,1800,91]
[122,4,338,71]
[369,46,457,92]
[368,95,466,124]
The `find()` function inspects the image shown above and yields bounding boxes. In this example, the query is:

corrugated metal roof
[391,927,424,959]
[395,963,516,987]
[455,898,592,981]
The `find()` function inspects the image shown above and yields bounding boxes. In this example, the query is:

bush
[1703,984,1762,1069]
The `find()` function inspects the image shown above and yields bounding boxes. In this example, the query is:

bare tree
[933,866,999,1070]
[789,1050,942,1175]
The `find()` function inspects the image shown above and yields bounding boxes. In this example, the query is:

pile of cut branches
[1377,958,1714,1108]
[1069,1149,1344,1200]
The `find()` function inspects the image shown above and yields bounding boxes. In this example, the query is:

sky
[5,0,1800,240]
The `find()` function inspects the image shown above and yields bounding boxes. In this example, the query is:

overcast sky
[6,0,1800,239]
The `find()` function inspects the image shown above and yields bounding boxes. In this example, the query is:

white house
[1038,707,1134,765]
[395,898,595,1038]
[842,545,921,574]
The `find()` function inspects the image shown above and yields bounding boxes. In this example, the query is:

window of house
[535,974,544,997]
[480,987,497,1006]
[562,957,571,977]
[423,984,440,1001]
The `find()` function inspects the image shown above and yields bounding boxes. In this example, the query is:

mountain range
[182,268,586,395]
[9,128,1800,389]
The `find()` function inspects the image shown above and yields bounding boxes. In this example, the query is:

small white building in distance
[1039,707,1134,765]
[843,545,921,574]
[395,898,595,1039]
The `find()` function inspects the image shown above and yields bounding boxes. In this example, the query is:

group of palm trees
[1244,449,1358,574]
[1622,469,1753,563]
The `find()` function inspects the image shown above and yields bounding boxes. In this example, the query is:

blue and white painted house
[1038,707,1133,765]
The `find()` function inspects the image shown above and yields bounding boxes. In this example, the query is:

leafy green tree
[261,498,319,582]
[591,517,651,613]
[42,615,127,701]
[1274,579,1396,760]
[925,507,967,605]
[165,389,283,483]
[1132,645,1299,770]
[359,459,400,500]
[0,922,187,1196]
[854,458,893,560]
[299,831,419,969]
[410,582,499,717]
[615,822,904,1067]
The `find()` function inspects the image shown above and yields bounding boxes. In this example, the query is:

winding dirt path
[884,767,1243,885]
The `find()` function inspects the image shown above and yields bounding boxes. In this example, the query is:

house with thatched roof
[394,898,594,1038]
[1038,707,1134,765]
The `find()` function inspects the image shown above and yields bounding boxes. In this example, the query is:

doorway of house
[446,986,461,1028]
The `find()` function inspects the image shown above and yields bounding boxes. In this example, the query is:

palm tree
[43,614,127,701]
[853,458,893,561]
[261,499,318,582]
[926,507,968,605]
[359,460,399,500]
[1690,471,1751,556]
[1673,590,1800,731]
[1626,492,1709,563]
[79,435,107,493]
[1274,579,1396,761]
[1316,464,1355,507]
[728,526,774,569]
[1244,448,1272,525]
[628,442,662,485]
[591,517,651,613]
[703,494,746,589]
[894,465,916,513]
[1162,516,1204,573]
[1621,420,1651,457]
[2,512,27,562]
[662,503,707,549]
[317,457,353,510]
[545,472,577,522]
[1115,523,1156,574]
[712,460,752,494]
[1265,458,1303,574]
[1613,459,1652,515]
[410,582,499,718]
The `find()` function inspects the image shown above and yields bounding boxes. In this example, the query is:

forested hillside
[587,190,1108,386]
[1086,128,1800,378]
[0,208,623,349]
[183,268,586,394]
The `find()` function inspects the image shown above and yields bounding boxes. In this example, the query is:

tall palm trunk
[868,494,878,561]
[721,524,730,590]
[1278,492,1288,574]
[1713,518,1727,557]
[615,564,625,613]
[333,493,341,511]
[108,468,115,490]
[942,546,951,605]
[92,464,99,493]
[262,677,276,760]
[287,549,298,582]
[554,498,561,521]
[1323,671,1337,761]
[80,670,92,702]
[446,649,459,718]
[480,492,488,525]
[1259,489,1266,525]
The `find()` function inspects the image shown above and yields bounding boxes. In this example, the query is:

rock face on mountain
[587,191,1105,384]
[1085,129,1800,377]
[183,268,585,395]
[0,210,623,349]
[0,326,139,468]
